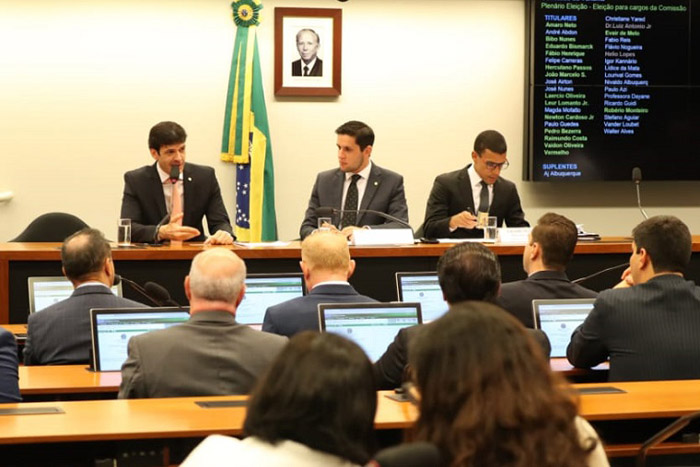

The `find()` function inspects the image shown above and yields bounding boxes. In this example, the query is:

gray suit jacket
[423,165,528,239]
[299,163,409,239]
[567,274,700,381]
[262,283,377,337]
[24,285,144,366]
[118,310,287,398]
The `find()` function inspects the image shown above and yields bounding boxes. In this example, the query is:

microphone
[315,207,412,232]
[366,442,442,467]
[144,282,181,307]
[632,167,649,220]
[115,274,167,307]
[169,165,180,184]
[572,262,629,285]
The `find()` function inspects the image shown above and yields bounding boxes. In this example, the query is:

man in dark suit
[567,216,700,381]
[498,213,597,327]
[291,28,323,77]
[24,229,144,366]
[299,120,409,240]
[262,230,376,337]
[423,130,528,239]
[373,243,551,390]
[0,328,20,402]
[120,121,234,244]
[119,248,287,398]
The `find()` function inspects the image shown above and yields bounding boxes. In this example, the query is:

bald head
[187,248,246,305]
[300,231,355,288]
[61,228,113,285]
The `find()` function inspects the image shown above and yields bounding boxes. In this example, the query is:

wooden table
[18,365,120,396]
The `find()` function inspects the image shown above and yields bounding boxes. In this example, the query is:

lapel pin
[187,177,192,182]
[374,181,378,186]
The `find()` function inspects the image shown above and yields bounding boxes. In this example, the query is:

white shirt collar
[156,164,184,184]
[345,160,372,181]
[301,57,317,74]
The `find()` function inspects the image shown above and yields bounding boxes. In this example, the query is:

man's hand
[341,226,362,241]
[613,266,635,288]
[158,213,200,241]
[205,230,234,245]
[449,211,478,230]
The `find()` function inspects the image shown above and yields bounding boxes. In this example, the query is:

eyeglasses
[484,159,509,171]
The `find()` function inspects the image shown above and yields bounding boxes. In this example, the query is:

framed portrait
[274,8,342,97]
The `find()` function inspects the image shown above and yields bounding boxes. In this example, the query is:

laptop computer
[532,298,596,358]
[236,273,306,329]
[90,307,190,371]
[318,302,422,362]
[395,272,447,322]
[28,276,123,314]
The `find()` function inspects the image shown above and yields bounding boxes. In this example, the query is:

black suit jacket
[262,283,377,337]
[567,274,700,382]
[299,163,409,239]
[120,162,233,243]
[292,58,323,76]
[0,328,20,402]
[498,270,598,328]
[423,165,528,239]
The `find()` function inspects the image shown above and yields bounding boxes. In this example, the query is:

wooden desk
[19,365,120,396]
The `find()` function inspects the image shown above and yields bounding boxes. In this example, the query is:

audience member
[0,328,20,402]
[119,248,286,398]
[262,230,376,337]
[410,302,608,467]
[181,332,376,466]
[499,212,597,327]
[567,215,700,381]
[24,228,143,365]
[373,242,550,389]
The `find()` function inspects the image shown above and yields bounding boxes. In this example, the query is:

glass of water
[485,216,498,242]
[118,218,132,245]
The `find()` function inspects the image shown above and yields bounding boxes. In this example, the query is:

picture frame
[274,7,342,97]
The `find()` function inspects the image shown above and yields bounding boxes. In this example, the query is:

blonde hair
[301,231,350,272]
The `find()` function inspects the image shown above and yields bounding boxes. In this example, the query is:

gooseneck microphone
[572,262,629,285]
[144,282,181,307]
[632,167,649,220]
[114,274,167,307]
[169,165,180,183]
[315,207,413,232]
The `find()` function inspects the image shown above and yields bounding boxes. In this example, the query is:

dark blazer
[0,328,20,402]
[567,274,700,382]
[121,162,233,243]
[119,311,287,398]
[498,270,598,328]
[423,165,529,239]
[299,163,409,239]
[292,58,323,76]
[262,283,377,337]
[24,285,144,366]
[374,322,551,390]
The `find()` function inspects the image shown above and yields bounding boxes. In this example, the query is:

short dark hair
[632,215,691,274]
[335,120,375,151]
[437,243,501,303]
[148,121,187,152]
[473,129,507,155]
[243,332,376,464]
[61,228,112,281]
[531,213,578,271]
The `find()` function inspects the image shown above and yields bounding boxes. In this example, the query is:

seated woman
[408,301,609,467]
[181,331,376,467]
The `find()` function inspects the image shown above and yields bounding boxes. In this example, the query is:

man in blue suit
[262,230,377,337]
[0,328,20,402]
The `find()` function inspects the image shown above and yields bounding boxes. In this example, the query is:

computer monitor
[532,298,596,358]
[318,302,422,362]
[395,272,446,322]
[90,307,190,371]
[236,273,305,328]
[28,276,123,314]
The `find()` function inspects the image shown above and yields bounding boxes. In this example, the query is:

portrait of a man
[291,28,323,77]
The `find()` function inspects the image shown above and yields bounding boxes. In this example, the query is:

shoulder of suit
[185,162,215,175]
[370,163,404,180]
[125,164,156,179]
[317,167,343,179]
[435,167,467,182]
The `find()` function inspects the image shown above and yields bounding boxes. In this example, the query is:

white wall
[1,0,698,242]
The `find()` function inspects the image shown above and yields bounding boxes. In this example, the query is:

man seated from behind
[262,230,377,337]
[0,328,20,402]
[498,212,597,327]
[119,248,287,398]
[374,242,550,389]
[24,228,143,365]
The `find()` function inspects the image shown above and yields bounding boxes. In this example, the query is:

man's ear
[638,248,651,270]
[347,259,356,279]
[150,148,160,161]
[530,242,541,261]
[184,275,191,301]
[235,284,246,308]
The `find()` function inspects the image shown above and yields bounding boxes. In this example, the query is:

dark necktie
[303,65,309,76]
[478,181,489,213]
[342,174,361,228]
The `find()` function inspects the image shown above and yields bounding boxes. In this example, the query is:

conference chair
[10,212,88,242]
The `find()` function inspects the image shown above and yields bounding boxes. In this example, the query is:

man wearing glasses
[422,129,529,239]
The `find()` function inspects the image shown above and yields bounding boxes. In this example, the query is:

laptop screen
[318,302,422,362]
[28,276,122,314]
[90,307,190,371]
[396,272,447,322]
[236,273,305,326]
[532,299,596,358]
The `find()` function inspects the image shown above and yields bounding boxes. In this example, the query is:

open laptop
[318,302,422,362]
[236,273,306,329]
[395,272,447,322]
[28,276,123,314]
[90,307,190,371]
[532,298,596,358]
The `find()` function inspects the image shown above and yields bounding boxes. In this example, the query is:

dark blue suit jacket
[0,328,20,402]
[24,284,144,365]
[262,283,377,337]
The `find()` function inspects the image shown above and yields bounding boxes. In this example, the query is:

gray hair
[188,248,246,303]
